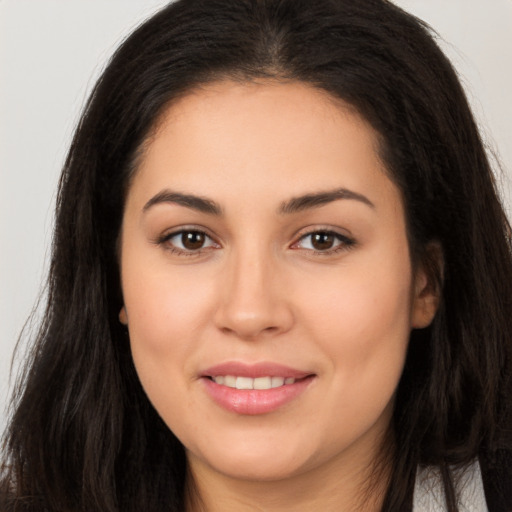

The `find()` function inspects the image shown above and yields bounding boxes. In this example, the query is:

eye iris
[182,231,205,250]
[312,232,335,250]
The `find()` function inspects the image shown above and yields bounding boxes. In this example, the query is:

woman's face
[119,81,437,483]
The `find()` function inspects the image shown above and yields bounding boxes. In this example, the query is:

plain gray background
[1,0,511,434]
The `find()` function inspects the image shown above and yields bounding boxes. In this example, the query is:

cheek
[298,263,412,440]
[300,253,413,345]
[122,265,219,428]
[296,246,413,395]
[124,261,212,334]
[121,259,217,386]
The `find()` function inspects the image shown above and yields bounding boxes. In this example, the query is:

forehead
[127,80,400,217]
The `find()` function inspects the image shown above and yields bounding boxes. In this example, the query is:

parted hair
[2,0,512,511]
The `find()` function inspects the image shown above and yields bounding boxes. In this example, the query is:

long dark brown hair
[2,0,512,510]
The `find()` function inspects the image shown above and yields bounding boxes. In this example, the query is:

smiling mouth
[202,365,315,414]
[208,375,304,390]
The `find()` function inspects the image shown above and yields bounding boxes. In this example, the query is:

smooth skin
[119,80,439,512]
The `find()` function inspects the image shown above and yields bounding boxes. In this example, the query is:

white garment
[413,460,488,511]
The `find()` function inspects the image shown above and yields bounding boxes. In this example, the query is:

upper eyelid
[299,229,351,239]
[295,231,353,243]
[160,226,217,241]
[292,225,354,241]
[165,229,214,242]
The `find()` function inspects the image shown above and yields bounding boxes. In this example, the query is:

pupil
[312,232,334,250]
[182,231,205,250]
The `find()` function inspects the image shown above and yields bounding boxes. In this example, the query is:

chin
[209,456,310,482]
[187,434,318,482]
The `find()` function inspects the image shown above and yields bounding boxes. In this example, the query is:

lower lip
[202,377,314,415]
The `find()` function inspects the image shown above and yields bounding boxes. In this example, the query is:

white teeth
[223,375,236,387]
[271,376,285,388]
[235,376,253,390]
[211,375,296,390]
[254,376,272,390]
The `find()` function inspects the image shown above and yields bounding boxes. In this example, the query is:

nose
[213,249,294,340]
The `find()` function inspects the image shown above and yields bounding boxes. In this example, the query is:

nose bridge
[231,243,270,307]
[214,240,292,339]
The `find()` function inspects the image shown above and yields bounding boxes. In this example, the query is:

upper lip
[201,361,314,379]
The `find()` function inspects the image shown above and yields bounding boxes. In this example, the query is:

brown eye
[182,231,206,250]
[161,229,218,253]
[294,230,355,253]
[311,232,335,250]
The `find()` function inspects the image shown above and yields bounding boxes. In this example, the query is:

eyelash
[156,229,218,256]
[156,228,356,256]
[292,230,356,255]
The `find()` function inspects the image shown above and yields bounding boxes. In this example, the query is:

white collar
[413,459,488,511]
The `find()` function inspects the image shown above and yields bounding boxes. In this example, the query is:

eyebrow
[143,190,223,215]
[279,188,375,214]
[142,187,374,216]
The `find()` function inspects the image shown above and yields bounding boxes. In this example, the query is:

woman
[1,0,511,510]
